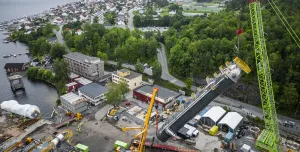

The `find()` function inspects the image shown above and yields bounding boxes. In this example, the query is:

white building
[60,92,89,113]
[112,69,142,90]
[64,52,105,81]
[218,112,243,133]
[78,83,108,106]
[201,106,226,127]
[169,10,176,15]
[75,29,83,35]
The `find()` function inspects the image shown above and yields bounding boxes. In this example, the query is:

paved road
[53,25,70,53]
[127,9,134,31]
[157,43,186,88]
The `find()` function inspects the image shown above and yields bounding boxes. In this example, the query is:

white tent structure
[1,100,40,119]
[201,106,226,127]
[218,112,243,133]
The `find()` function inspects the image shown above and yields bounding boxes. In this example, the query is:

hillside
[162,0,300,118]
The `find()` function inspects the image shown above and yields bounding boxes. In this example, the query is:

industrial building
[112,69,142,90]
[63,52,104,81]
[133,84,181,110]
[65,82,79,93]
[201,106,226,127]
[78,83,108,106]
[218,112,243,133]
[74,77,92,87]
[60,92,89,113]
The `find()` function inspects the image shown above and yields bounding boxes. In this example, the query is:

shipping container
[75,143,89,152]
[209,125,218,136]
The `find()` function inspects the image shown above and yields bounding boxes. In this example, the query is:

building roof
[4,63,25,69]
[63,52,103,64]
[78,83,108,98]
[61,92,87,105]
[134,84,181,103]
[218,112,243,130]
[69,72,80,79]
[113,70,141,80]
[202,106,226,122]
[74,77,92,86]
[66,82,78,87]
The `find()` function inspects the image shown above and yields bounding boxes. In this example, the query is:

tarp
[225,132,234,142]
[218,112,243,131]
[202,106,226,123]
[0,100,40,119]
[209,125,218,136]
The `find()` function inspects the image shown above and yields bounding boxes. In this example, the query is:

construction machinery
[55,113,82,129]
[157,58,250,142]
[122,87,159,152]
[38,129,73,152]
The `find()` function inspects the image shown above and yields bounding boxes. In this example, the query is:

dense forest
[162,0,300,117]
[62,23,159,64]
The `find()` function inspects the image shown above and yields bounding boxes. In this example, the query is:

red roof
[56,18,63,21]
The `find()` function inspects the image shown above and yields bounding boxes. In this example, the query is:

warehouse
[60,93,89,113]
[201,106,226,127]
[78,83,108,106]
[133,84,181,110]
[218,112,243,133]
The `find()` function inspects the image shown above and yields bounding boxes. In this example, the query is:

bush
[56,99,61,106]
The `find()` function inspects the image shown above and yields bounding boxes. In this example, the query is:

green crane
[248,0,281,151]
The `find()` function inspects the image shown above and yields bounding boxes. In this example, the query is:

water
[0,0,78,117]
[0,0,78,22]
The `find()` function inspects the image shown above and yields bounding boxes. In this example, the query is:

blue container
[225,132,234,143]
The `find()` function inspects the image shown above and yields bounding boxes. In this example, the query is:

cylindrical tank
[0,100,40,119]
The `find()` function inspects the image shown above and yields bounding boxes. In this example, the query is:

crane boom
[157,57,250,142]
[248,0,281,151]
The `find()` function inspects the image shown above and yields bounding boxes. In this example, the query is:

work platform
[8,75,25,92]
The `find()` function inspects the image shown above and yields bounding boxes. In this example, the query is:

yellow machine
[76,113,82,121]
[122,88,159,152]
[40,130,73,152]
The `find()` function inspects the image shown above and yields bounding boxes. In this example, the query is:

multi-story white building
[60,92,89,113]
[63,52,104,81]
[78,83,108,106]
[112,69,142,90]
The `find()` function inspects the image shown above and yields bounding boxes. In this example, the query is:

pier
[8,75,25,92]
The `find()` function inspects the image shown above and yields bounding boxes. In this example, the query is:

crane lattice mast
[248,0,281,151]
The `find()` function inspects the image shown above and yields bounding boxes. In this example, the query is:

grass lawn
[160,7,169,16]
[133,10,138,16]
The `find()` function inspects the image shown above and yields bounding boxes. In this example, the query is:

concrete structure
[201,106,226,127]
[64,52,104,81]
[133,84,181,110]
[218,112,243,133]
[60,92,89,113]
[112,69,142,90]
[69,72,80,82]
[8,75,24,91]
[78,83,108,106]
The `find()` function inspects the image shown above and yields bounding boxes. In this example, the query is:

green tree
[105,82,123,107]
[37,68,45,79]
[117,81,130,99]
[26,66,39,78]
[152,60,162,80]
[135,59,144,73]
[53,59,70,82]
[97,51,108,62]
[185,78,192,90]
[51,43,66,59]
[42,70,54,81]
[280,83,299,108]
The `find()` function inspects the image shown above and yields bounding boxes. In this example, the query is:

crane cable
[267,0,300,48]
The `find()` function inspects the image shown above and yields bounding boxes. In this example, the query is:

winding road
[52,10,300,136]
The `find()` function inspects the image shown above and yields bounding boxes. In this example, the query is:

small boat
[3,55,9,58]
[18,53,22,55]
[13,54,17,57]
[3,40,9,43]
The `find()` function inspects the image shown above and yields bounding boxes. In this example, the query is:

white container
[0,100,40,119]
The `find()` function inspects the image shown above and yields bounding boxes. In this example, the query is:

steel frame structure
[248,0,281,151]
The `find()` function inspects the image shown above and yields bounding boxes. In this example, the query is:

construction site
[1,0,300,152]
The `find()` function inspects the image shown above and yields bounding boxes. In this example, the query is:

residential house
[112,69,142,90]
[78,83,108,106]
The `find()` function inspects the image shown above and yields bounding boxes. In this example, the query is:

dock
[8,75,25,92]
